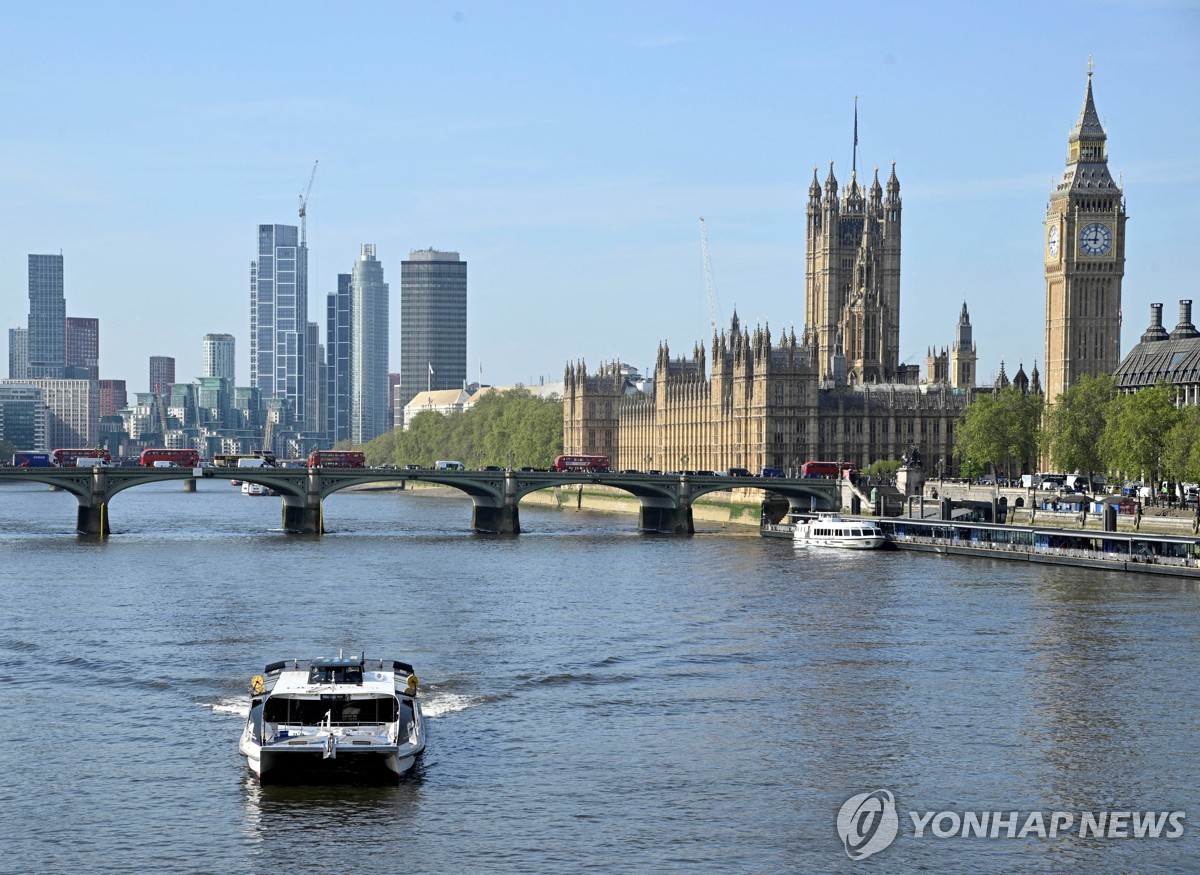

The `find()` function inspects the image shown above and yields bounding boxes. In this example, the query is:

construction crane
[699,217,722,334]
[155,384,170,438]
[299,160,318,246]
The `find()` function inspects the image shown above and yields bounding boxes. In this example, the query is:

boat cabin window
[264,695,399,725]
[308,665,363,685]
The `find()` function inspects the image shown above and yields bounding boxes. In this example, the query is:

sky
[1,1,1198,394]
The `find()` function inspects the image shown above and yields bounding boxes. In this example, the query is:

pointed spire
[809,166,821,200]
[824,160,838,195]
[1070,60,1106,145]
[869,166,882,202]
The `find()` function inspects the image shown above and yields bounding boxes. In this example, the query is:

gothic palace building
[561,74,1128,476]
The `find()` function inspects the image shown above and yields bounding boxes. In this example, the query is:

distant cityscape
[1,233,478,458]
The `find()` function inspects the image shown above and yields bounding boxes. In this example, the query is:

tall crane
[299,160,318,247]
[699,217,722,334]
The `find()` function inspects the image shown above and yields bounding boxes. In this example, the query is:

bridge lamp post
[681,453,689,472]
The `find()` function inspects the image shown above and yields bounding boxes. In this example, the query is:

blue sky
[2,1,1198,394]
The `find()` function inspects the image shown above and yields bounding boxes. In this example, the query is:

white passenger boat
[793,512,886,550]
[241,481,271,496]
[238,654,426,783]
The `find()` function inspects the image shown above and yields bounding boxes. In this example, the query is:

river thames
[1,481,1197,873]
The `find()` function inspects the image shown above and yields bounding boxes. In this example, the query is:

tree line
[362,388,563,468]
[956,375,1200,487]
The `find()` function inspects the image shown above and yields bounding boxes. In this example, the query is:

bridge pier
[281,471,324,534]
[76,501,110,537]
[637,499,694,535]
[471,502,520,534]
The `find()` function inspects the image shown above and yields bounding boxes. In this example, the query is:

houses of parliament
[563,72,1125,476]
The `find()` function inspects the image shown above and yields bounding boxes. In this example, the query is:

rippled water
[1,481,1197,873]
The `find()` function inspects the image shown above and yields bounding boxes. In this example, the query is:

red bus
[52,448,112,467]
[307,450,366,469]
[800,461,857,480]
[140,448,201,468]
[553,454,610,473]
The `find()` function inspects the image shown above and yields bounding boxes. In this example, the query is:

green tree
[1042,373,1116,479]
[1162,405,1200,485]
[1100,380,1180,486]
[955,386,1043,480]
[0,439,15,462]
[361,388,564,468]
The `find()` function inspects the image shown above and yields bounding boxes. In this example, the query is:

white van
[434,460,465,471]
[237,457,269,469]
[76,457,112,468]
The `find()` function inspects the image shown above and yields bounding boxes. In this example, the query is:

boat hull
[239,733,422,784]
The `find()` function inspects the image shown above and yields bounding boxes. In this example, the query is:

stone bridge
[0,466,840,536]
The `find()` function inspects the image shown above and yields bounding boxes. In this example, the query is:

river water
[1,481,1197,873]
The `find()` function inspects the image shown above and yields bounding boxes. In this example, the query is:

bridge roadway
[0,466,839,536]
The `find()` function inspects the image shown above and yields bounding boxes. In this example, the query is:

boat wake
[420,691,477,718]
[207,697,250,718]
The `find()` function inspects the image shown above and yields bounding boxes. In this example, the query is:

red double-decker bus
[800,461,857,480]
[139,448,201,467]
[307,450,366,469]
[51,448,111,467]
[552,454,610,473]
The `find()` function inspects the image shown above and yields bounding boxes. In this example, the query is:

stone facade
[1044,69,1126,404]
[564,314,970,476]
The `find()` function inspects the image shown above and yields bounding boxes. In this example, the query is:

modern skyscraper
[65,316,99,381]
[250,224,308,425]
[149,356,175,394]
[399,249,466,418]
[0,384,48,451]
[305,321,326,444]
[6,378,96,448]
[202,333,236,384]
[1044,68,1126,404]
[7,327,28,379]
[27,254,66,379]
[326,273,352,444]
[350,244,389,444]
[98,379,128,418]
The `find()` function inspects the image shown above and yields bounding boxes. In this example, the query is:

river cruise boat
[238,654,426,783]
[793,512,886,550]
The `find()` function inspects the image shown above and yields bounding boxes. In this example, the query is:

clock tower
[1044,65,1127,404]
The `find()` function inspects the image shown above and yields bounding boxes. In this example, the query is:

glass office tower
[27,254,66,379]
[399,249,466,418]
[250,224,307,425]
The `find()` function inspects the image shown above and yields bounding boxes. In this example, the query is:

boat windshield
[264,695,398,725]
[308,665,363,685]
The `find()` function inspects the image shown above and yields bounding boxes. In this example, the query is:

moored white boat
[241,481,272,496]
[238,653,426,783]
[793,512,886,550]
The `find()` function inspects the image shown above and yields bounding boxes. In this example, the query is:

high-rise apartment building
[4,378,96,448]
[27,254,66,379]
[8,327,28,379]
[305,321,326,444]
[202,333,236,384]
[350,244,389,444]
[399,249,466,418]
[0,384,48,451]
[250,223,308,425]
[99,379,128,418]
[65,316,99,381]
[149,356,175,394]
[326,273,352,444]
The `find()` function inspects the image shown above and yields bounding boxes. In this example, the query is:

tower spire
[852,95,858,178]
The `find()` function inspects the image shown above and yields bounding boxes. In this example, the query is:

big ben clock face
[1047,225,1059,258]
[1079,222,1113,256]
